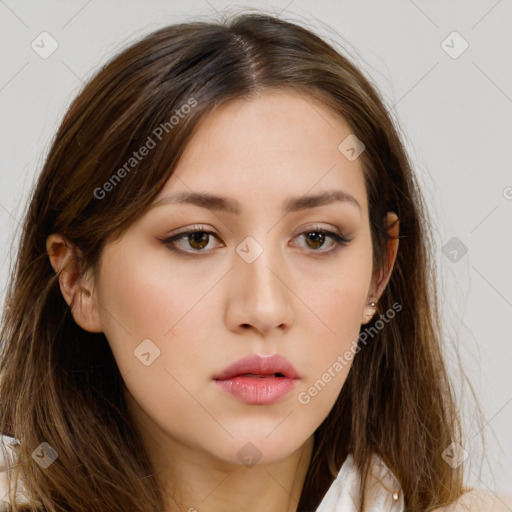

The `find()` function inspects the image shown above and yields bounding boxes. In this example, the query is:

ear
[361,212,400,324]
[46,233,103,333]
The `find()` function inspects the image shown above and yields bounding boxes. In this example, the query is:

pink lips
[212,354,301,405]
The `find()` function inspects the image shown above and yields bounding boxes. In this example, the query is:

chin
[214,433,305,467]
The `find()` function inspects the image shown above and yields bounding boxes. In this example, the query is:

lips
[212,353,301,380]
[212,354,301,405]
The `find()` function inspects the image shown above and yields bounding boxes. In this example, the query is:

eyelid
[293,222,343,237]
[167,224,214,237]
[166,223,346,239]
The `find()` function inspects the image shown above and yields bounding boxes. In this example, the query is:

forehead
[156,89,368,216]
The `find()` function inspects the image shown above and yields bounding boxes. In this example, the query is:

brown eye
[161,228,223,254]
[292,227,351,255]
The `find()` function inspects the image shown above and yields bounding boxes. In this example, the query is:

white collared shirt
[315,453,403,511]
[316,452,512,512]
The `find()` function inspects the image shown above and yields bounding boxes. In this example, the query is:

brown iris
[188,232,210,250]
[304,231,325,250]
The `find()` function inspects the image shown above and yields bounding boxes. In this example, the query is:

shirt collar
[315,453,404,512]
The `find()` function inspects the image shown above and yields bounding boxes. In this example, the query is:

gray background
[0,0,511,497]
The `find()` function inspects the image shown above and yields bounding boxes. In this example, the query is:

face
[92,89,375,469]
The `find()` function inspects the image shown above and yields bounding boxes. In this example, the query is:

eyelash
[160,224,352,256]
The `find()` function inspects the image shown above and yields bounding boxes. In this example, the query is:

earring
[367,300,378,320]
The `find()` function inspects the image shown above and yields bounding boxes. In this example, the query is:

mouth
[212,354,301,405]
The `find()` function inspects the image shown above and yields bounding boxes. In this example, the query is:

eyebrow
[149,189,362,216]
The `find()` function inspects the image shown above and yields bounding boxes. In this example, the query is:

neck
[160,435,314,512]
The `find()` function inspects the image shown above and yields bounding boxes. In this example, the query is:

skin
[47,89,399,512]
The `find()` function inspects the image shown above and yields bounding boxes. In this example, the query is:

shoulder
[433,488,512,512]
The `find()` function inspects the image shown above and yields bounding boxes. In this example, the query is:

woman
[0,11,507,512]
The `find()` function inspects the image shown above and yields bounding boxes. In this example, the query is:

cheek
[95,243,217,377]
[94,248,216,438]
[303,257,372,350]
[294,251,372,412]
[94,245,171,366]
[305,283,365,382]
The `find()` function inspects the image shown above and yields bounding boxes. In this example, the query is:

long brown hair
[1,10,473,511]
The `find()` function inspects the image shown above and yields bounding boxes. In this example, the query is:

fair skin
[46,90,399,512]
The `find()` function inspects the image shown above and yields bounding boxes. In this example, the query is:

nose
[224,241,294,337]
